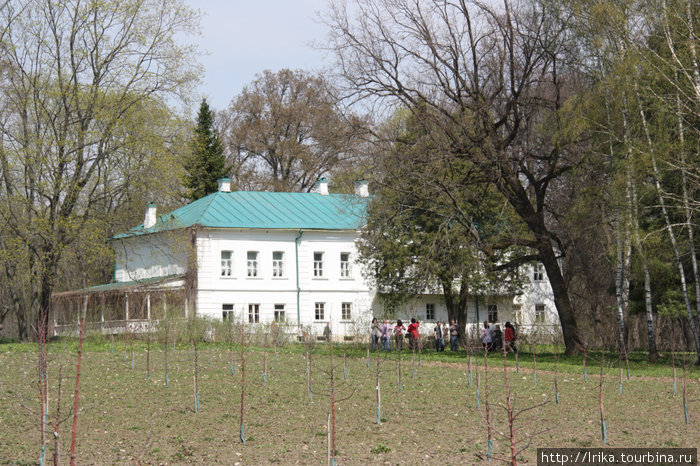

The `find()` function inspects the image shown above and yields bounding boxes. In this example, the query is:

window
[313,252,324,277]
[533,263,545,281]
[340,252,351,277]
[315,302,325,320]
[221,250,233,276]
[247,251,259,277]
[341,302,352,321]
[248,304,259,323]
[274,304,286,322]
[272,251,285,277]
[535,304,546,323]
[425,303,435,321]
[513,304,522,324]
[222,303,234,320]
[488,304,498,323]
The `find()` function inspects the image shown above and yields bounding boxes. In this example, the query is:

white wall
[195,228,375,336]
[112,231,189,282]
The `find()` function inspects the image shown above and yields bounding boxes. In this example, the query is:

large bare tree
[0,0,199,340]
[219,69,361,192]
[324,0,588,353]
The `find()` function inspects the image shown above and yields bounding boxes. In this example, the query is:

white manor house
[51,178,558,339]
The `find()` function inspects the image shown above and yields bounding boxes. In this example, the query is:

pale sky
[184,0,331,111]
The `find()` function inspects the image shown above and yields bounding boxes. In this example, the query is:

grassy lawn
[1,337,698,464]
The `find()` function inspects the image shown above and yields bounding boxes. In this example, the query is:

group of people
[369,317,518,354]
[480,320,517,353]
[370,317,462,352]
[371,317,422,351]
[432,320,461,352]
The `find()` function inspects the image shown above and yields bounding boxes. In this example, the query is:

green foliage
[356,110,529,317]
[183,99,228,201]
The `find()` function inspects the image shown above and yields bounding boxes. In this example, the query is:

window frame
[220,250,233,277]
[222,303,234,320]
[272,251,285,277]
[247,251,259,277]
[533,263,545,282]
[341,302,352,321]
[248,303,260,323]
[340,252,351,278]
[487,304,498,323]
[274,304,286,323]
[425,303,435,321]
[314,302,325,320]
[535,303,546,323]
[313,252,324,277]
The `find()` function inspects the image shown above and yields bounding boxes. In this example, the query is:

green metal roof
[52,274,185,297]
[113,191,369,239]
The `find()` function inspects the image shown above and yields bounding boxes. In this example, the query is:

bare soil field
[1,342,698,464]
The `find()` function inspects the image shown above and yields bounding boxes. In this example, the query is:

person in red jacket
[407,318,420,351]
[504,321,517,353]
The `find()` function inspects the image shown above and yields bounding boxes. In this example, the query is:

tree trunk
[538,241,583,355]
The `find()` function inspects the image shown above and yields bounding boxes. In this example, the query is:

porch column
[147,293,151,320]
[125,292,129,321]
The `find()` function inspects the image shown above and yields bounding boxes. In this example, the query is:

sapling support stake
[672,349,677,394]
[329,336,337,465]
[191,323,200,414]
[397,344,402,393]
[37,314,48,466]
[164,322,170,388]
[53,365,63,466]
[618,354,623,396]
[418,339,422,367]
[682,355,689,424]
[376,351,381,425]
[194,375,200,413]
[502,344,516,465]
[483,346,492,461]
[130,331,135,371]
[263,333,268,386]
[327,413,332,466]
[240,312,246,444]
[366,346,370,369]
[583,345,588,381]
[307,351,313,401]
[476,363,481,409]
[515,349,520,374]
[70,295,88,466]
[228,319,235,376]
[110,333,114,354]
[411,348,415,379]
[599,352,607,444]
[467,349,472,387]
[554,338,560,405]
[344,349,348,381]
[532,342,537,385]
[146,332,151,381]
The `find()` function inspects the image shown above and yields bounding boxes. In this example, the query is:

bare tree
[0,0,200,340]
[219,69,362,192]
[323,0,588,353]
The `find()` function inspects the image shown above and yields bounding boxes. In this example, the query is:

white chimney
[316,177,329,195]
[354,180,369,197]
[144,202,157,229]
[217,177,231,192]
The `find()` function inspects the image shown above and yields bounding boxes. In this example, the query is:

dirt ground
[1,345,698,464]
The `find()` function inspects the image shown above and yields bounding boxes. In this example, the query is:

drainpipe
[295,230,304,330]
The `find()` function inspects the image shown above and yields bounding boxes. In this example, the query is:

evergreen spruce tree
[183,99,228,201]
